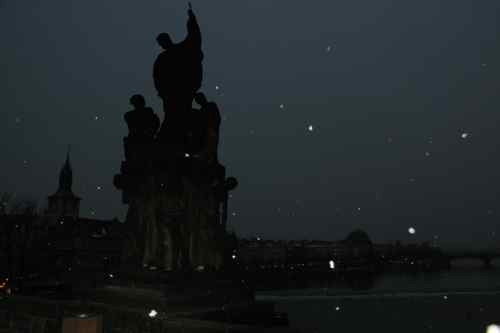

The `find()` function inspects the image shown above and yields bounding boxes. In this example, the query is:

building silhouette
[45,150,80,219]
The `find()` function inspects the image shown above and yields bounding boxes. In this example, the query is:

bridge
[443,249,500,269]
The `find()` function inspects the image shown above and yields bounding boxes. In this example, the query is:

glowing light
[443,295,448,300]
[148,309,158,318]
[335,306,340,311]
[329,260,335,270]
[487,325,500,333]
[326,45,332,52]
[307,125,314,132]
[231,254,237,260]
[108,273,114,278]
[279,104,285,109]
[77,313,88,318]
[408,227,416,235]
[94,115,100,120]
[96,186,102,190]
[215,85,220,90]
[185,153,190,157]
[461,132,469,139]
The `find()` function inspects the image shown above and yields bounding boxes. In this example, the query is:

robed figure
[153,3,203,148]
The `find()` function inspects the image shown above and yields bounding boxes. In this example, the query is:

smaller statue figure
[194,92,221,164]
[122,94,160,178]
[124,94,160,142]
[185,104,206,156]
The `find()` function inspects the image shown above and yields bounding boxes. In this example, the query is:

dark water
[258,264,500,333]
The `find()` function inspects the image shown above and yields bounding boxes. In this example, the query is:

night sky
[2,1,499,249]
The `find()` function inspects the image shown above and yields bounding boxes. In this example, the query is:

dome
[344,229,372,245]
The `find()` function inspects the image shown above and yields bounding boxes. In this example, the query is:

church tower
[46,149,81,219]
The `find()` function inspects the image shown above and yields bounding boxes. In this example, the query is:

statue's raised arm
[185,3,201,48]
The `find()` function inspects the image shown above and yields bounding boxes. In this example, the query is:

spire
[58,145,73,193]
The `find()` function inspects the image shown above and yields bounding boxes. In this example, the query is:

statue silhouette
[123,94,160,165]
[115,5,238,273]
[124,94,160,142]
[185,105,206,156]
[194,92,220,164]
[153,3,203,129]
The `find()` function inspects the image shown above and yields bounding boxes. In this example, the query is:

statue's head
[194,92,208,106]
[129,94,145,109]
[156,33,173,49]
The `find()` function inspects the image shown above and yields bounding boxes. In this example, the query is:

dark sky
[2,1,499,248]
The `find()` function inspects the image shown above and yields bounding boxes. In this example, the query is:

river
[257,262,500,333]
